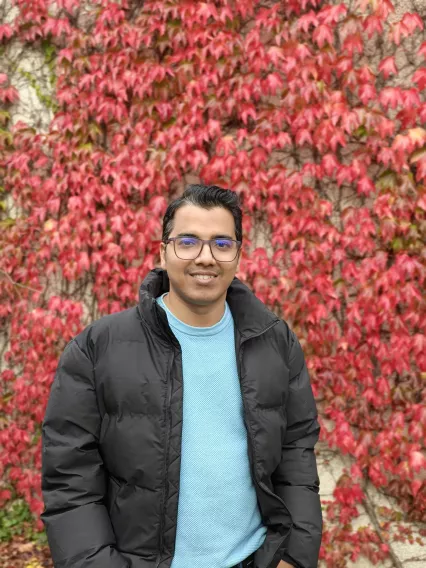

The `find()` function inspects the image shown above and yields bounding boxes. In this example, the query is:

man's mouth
[190,273,218,282]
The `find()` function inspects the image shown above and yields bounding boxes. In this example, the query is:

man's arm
[271,328,323,568]
[41,337,128,568]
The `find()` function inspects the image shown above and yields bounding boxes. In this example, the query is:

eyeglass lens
[174,237,238,261]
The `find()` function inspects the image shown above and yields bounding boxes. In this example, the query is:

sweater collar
[138,268,279,342]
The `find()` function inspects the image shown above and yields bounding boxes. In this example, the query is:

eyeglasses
[164,237,242,262]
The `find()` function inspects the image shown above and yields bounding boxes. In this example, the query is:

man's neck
[163,292,225,328]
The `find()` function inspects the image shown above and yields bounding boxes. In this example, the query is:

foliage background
[0,0,425,566]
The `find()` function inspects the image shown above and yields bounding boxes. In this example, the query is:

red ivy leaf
[364,15,383,38]
[313,24,333,48]
[378,56,397,79]
[413,68,426,91]
[0,23,13,41]
[418,42,426,59]
[357,177,375,196]
[379,87,403,110]
[401,12,424,34]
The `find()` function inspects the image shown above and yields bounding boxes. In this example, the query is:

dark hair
[162,184,243,243]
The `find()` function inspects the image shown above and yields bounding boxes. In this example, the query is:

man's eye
[215,240,232,249]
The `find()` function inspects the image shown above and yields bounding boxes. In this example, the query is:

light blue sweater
[155,293,267,568]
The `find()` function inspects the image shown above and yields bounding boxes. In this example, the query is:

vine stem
[361,480,404,568]
[0,268,40,293]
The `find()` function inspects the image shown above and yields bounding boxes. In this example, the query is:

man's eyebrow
[175,232,235,240]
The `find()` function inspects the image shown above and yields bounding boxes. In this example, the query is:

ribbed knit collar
[138,268,280,347]
[156,292,233,337]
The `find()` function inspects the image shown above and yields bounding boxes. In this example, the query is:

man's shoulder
[73,305,143,360]
[269,316,292,345]
[90,305,139,333]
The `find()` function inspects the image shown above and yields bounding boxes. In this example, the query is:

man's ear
[160,243,167,270]
[235,249,242,273]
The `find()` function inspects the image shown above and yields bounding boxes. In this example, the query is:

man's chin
[184,288,224,305]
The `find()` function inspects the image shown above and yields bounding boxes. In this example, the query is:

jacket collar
[138,268,279,341]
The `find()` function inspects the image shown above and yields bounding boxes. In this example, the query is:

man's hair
[162,184,243,243]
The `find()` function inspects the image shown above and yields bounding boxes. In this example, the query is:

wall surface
[0,1,424,566]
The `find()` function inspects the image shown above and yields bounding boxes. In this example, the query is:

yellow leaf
[25,558,43,568]
[43,219,56,231]
[410,146,426,164]
[408,127,426,143]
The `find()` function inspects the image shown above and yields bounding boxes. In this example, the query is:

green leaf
[0,499,37,542]
[0,110,10,123]
[89,123,102,138]
[41,39,56,63]
[317,80,326,93]
[0,218,15,228]
[391,237,403,251]
[353,125,367,138]
[77,143,93,151]
[376,169,396,190]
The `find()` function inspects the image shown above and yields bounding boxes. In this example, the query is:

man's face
[160,204,241,307]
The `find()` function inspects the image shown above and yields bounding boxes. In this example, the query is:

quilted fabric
[41,268,322,568]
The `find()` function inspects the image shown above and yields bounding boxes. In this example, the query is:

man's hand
[277,561,295,568]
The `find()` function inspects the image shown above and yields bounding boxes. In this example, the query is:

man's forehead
[174,231,235,240]
[172,205,236,237]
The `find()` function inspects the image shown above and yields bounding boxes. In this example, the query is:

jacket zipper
[155,352,174,568]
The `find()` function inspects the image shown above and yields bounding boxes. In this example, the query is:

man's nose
[195,242,216,262]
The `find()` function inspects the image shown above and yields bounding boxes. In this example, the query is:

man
[41,184,322,568]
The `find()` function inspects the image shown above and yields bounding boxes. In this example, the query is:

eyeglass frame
[163,237,242,262]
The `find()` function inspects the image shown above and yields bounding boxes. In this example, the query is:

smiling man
[159,204,240,327]
[41,184,322,568]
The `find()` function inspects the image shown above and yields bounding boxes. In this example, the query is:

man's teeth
[193,275,215,280]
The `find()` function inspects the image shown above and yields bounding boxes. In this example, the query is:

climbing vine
[0,0,425,565]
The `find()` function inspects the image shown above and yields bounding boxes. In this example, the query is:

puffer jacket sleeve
[272,328,323,568]
[41,337,128,568]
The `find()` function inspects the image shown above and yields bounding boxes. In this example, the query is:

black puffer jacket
[41,268,322,568]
